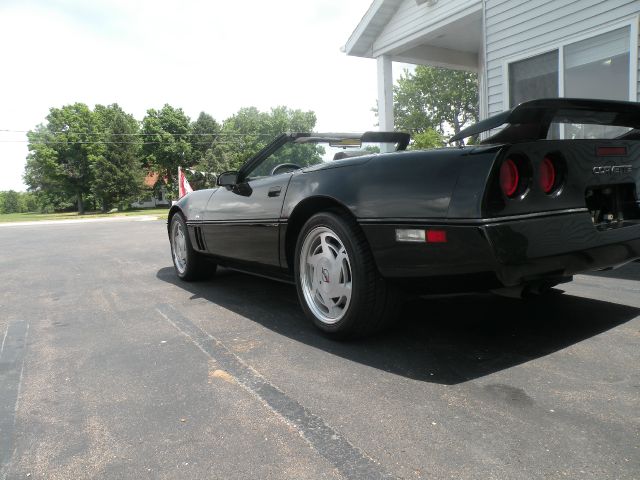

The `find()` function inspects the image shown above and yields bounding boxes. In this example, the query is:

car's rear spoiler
[450,98,640,144]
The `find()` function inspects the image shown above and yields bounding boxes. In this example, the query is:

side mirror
[217,171,239,186]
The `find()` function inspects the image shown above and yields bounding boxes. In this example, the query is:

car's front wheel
[170,213,216,281]
[294,211,400,339]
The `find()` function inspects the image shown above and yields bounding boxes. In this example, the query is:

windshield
[247,143,325,178]
[245,140,389,180]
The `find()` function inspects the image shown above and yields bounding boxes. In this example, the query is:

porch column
[377,55,394,152]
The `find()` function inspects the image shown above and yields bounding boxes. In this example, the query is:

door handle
[268,186,282,197]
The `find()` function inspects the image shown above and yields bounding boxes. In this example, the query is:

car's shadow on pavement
[581,260,640,282]
[156,267,639,385]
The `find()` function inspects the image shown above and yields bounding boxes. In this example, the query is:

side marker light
[395,229,425,242]
[426,230,447,243]
[395,229,447,243]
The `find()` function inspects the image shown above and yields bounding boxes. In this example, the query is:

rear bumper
[360,212,640,289]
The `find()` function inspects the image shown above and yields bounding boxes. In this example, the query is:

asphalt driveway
[0,219,638,479]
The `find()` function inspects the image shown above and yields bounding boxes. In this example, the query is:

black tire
[294,211,400,339]
[169,213,216,281]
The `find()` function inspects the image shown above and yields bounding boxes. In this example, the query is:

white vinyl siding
[485,0,640,117]
[638,28,640,101]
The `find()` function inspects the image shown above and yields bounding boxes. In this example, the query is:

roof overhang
[344,0,482,71]
[343,0,404,58]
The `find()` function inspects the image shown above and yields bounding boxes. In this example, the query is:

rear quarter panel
[282,147,500,220]
[280,147,501,278]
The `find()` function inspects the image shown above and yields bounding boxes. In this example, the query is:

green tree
[410,129,445,150]
[33,189,75,212]
[0,191,39,214]
[200,106,320,182]
[1,190,19,213]
[24,103,100,214]
[392,65,479,139]
[190,112,220,163]
[142,105,192,193]
[92,104,143,211]
[19,192,39,212]
[216,106,275,168]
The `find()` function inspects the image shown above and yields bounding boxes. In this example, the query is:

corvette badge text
[592,165,633,175]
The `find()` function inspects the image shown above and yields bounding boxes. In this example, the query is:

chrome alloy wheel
[299,226,353,325]
[171,220,188,275]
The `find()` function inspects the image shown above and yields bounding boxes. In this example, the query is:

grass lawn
[0,208,170,223]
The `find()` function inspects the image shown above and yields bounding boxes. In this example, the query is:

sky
[0,0,411,191]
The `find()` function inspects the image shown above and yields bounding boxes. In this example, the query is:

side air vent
[193,226,207,251]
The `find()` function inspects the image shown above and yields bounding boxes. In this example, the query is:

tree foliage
[92,104,143,211]
[194,106,319,187]
[410,129,445,150]
[0,190,19,213]
[24,103,144,213]
[393,65,479,139]
[0,191,40,214]
[141,105,192,188]
[24,103,100,214]
[21,102,320,212]
[190,112,220,162]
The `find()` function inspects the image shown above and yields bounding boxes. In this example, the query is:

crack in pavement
[0,320,29,480]
[155,303,397,480]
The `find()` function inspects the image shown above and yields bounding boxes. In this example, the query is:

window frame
[502,16,639,110]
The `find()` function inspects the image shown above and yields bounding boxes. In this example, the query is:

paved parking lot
[1,219,639,479]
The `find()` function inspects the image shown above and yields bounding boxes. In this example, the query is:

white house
[130,172,171,209]
[344,0,640,131]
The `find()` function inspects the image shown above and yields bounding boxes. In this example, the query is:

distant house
[131,172,171,209]
[344,0,639,130]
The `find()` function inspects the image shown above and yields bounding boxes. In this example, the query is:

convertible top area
[450,98,640,144]
[239,131,410,180]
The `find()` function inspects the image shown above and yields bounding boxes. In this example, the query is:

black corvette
[168,98,640,338]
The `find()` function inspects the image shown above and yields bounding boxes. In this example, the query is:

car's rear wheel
[170,213,216,281]
[294,211,400,339]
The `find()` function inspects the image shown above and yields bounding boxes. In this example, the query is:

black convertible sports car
[168,98,640,338]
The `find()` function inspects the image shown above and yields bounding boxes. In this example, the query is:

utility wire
[0,140,255,145]
[0,129,274,137]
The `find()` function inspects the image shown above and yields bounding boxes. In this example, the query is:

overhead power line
[0,140,256,145]
[0,129,279,146]
[0,129,274,137]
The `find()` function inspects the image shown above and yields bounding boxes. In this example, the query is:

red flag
[178,167,193,198]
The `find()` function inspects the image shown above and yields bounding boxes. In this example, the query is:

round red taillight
[500,159,520,197]
[540,157,556,194]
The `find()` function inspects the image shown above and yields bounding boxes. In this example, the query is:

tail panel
[483,140,640,229]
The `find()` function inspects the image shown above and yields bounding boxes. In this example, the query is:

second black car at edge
[168,99,640,338]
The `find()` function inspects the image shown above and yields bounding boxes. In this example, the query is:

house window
[564,26,630,101]
[506,24,634,138]
[564,26,631,139]
[508,25,632,108]
[509,50,558,107]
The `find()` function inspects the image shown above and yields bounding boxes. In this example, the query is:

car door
[201,171,292,267]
